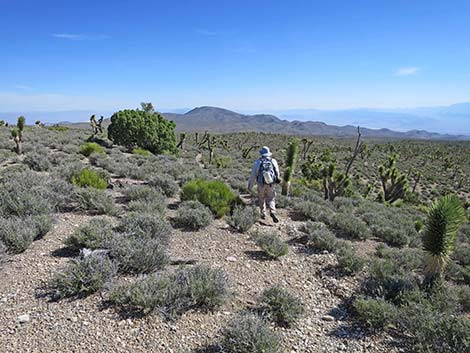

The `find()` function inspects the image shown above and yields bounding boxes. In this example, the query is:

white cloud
[52,33,109,40]
[195,29,217,36]
[396,67,420,76]
[14,84,32,90]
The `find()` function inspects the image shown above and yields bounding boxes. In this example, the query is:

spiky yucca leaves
[281,139,299,195]
[422,195,466,284]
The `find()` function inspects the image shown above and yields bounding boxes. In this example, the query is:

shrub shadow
[51,246,77,258]
[244,250,272,262]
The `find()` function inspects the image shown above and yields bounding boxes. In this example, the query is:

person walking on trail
[248,146,281,223]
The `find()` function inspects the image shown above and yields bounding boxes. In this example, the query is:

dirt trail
[0,209,396,353]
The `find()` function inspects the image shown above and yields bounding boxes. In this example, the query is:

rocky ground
[0,202,400,353]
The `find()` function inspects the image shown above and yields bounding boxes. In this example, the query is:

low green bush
[148,174,179,197]
[336,244,365,275]
[229,205,259,233]
[51,254,117,298]
[353,297,398,330]
[254,232,289,259]
[295,201,335,224]
[260,287,304,327]
[301,221,338,252]
[331,211,370,240]
[65,219,115,250]
[173,201,213,230]
[181,179,235,218]
[131,147,152,157]
[108,265,229,318]
[24,152,51,171]
[109,235,168,274]
[79,142,105,157]
[118,212,171,244]
[0,215,53,253]
[71,169,108,189]
[74,188,118,215]
[221,314,281,353]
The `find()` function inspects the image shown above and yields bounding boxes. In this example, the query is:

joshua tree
[11,116,25,154]
[301,138,314,159]
[90,115,104,137]
[0,120,5,127]
[422,195,466,286]
[281,139,299,196]
[177,133,186,150]
[378,154,410,203]
[242,144,259,159]
[140,102,155,114]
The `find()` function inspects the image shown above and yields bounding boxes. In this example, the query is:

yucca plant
[422,195,466,285]
[281,139,299,196]
[11,116,25,154]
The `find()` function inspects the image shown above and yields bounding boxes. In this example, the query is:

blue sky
[1,0,470,112]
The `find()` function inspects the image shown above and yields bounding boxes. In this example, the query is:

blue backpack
[258,157,276,185]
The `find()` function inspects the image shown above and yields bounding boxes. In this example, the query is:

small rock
[321,315,335,322]
[226,256,237,262]
[17,314,30,323]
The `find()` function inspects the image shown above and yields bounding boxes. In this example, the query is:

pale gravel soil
[0,208,401,353]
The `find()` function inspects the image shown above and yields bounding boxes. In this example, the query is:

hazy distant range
[1,102,469,140]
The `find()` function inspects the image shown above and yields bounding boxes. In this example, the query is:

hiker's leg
[266,185,276,214]
[257,183,266,216]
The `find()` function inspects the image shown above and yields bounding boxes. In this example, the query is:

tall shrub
[108,109,177,155]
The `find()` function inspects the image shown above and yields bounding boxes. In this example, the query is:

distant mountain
[4,105,469,140]
[271,103,470,135]
[164,106,468,140]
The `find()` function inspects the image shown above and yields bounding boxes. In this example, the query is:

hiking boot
[270,213,279,223]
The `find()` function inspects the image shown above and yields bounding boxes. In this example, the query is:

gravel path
[0,210,399,352]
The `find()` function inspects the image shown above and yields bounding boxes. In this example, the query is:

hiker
[248,146,281,223]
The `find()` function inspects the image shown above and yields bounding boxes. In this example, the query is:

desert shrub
[0,217,36,253]
[229,205,259,233]
[451,286,470,312]
[0,241,6,264]
[357,200,419,247]
[301,221,338,252]
[453,244,470,267]
[181,179,235,218]
[173,201,213,230]
[131,147,152,157]
[65,219,115,250]
[79,142,105,157]
[71,168,108,189]
[118,212,171,243]
[23,151,51,171]
[336,244,365,275]
[398,291,470,353]
[221,313,281,353]
[74,188,118,215]
[108,265,228,318]
[148,174,179,197]
[0,215,52,253]
[260,287,304,327]
[331,211,370,240]
[127,188,166,214]
[361,258,418,304]
[0,171,53,217]
[47,179,77,212]
[333,197,360,211]
[122,185,156,201]
[108,109,177,155]
[254,232,289,259]
[374,244,423,272]
[295,201,335,224]
[30,213,53,238]
[353,297,398,330]
[109,235,168,274]
[51,254,117,298]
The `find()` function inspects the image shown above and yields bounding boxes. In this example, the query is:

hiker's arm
[247,160,259,191]
[273,159,281,183]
